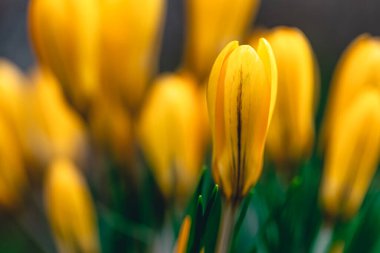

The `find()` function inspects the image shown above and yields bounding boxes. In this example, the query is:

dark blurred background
[1,0,380,121]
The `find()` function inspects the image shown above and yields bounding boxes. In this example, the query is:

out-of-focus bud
[207,40,277,202]
[0,59,27,150]
[28,0,99,115]
[0,115,27,209]
[321,34,380,147]
[174,216,191,253]
[24,70,87,171]
[320,89,380,220]
[250,27,318,168]
[138,73,207,204]
[89,95,133,167]
[99,0,166,114]
[184,0,260,81]
[45,159,100,253]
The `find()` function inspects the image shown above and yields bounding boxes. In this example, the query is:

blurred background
[2,0,380,120]
[2,0,380,76]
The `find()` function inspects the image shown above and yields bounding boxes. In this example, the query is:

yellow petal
[258,27,317,166]
[321,89,380,219]
[322,34,380,148]
[45,159,100,253]
[138,73,207,204]
[99,0,166,114]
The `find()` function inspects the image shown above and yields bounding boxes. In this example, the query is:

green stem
[216,200,238,253]
[311,221,333,253]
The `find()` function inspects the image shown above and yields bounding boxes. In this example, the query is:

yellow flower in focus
[320,89,380,220]
[45,159,100,253]
[138,73,207,204]
[207,40,277,201]
[0,115,27,209]
[251,27,318,168]
[100,0,166,114]
[174,216,191,253]
[29,0,99,115]
[89,95,133,167]
[24,70,87,171]
[321,34,380,147]
[184,0,260,81]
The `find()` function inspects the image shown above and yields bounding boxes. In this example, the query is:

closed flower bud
[322,34,380,147]
[138,73,207,204]
[45,159,100,253]
[29,0,99,115]
[252,27,318,168]
[320,89,380,220]
[25,70,87,171]
[207,40,277,201]
[0,115,26,209]
[184,0,260,81]
[0,59,27,155]
[100,0,166,114]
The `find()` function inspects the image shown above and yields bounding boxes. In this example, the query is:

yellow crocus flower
[45,158,100,253]
[322,34,380,147]
[24,70,87,171]
[320,89,380,220]
[29,0,99,115]
[99,0,166,114]
[252,27,318,168]
[138,73,207,204]
[184,0,260,81]
[0,59,28,153]
[207,40,277,201]
[174,216,191,253]
[0,115,27,209]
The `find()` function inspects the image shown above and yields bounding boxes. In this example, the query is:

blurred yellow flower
[29,0,166,116]
[320,89,380,220]
[184,0,260,81]
[138,73,207,204]
[29,0,100,115]
[174,216,191,253]
[99,0,166,115]
[321,34,380,147]
[45,158,100,253]
[207,40,277,201]
[24,70,87,171]
[0,59,28,155]
[0,115,27,209]
[250,27,318,169]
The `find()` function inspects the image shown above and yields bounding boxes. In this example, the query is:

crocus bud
[28,0,99,115]
[99,0,166,114]
[0,59,27,153]
[24,70,87,171]
[321,34,380,147]
[207,40,277,201]
[184,0,260,81]
[0,115,26,209]
[138,73,207,204]
[45,159,100,253]
[253,27,318,168]
[320,89,380,220]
